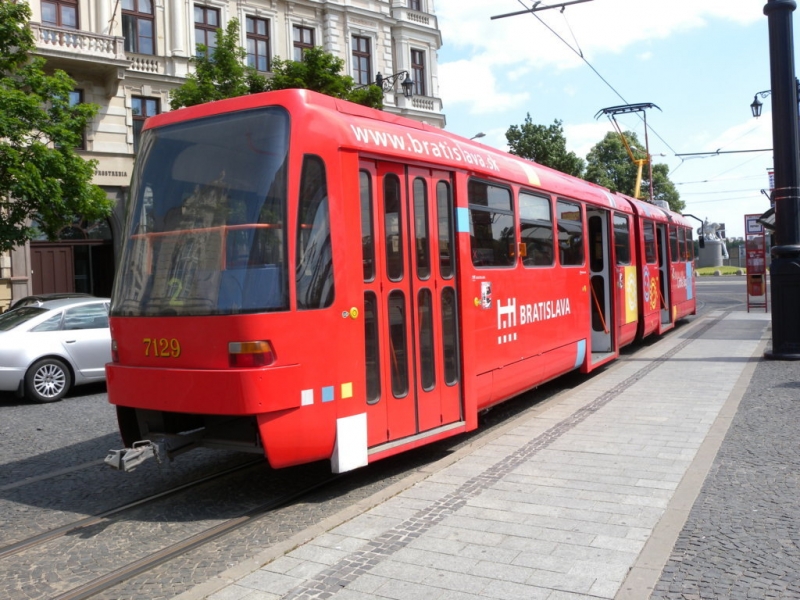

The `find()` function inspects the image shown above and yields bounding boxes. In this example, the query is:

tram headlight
[111,339,119,363]
[228,340,276,367]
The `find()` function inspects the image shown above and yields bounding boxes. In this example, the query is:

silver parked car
[0,297,111,402]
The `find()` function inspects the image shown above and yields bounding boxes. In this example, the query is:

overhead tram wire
[492,0,681,159]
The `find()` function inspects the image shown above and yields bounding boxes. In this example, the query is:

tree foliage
[0,1,111,252]
[170,23,383,110]
[505,114,585,178]
[170,18,268,109]
[268,46,384,109]
[585,131,683,212]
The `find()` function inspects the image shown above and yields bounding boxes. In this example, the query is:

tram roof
[145,89,692,225]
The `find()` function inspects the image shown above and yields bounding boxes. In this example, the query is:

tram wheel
[25,358,72,403]
[116,405,143,447]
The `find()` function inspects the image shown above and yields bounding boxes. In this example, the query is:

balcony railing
[395,8,438,30]
[31,23,126,62]
[127,54,165,74]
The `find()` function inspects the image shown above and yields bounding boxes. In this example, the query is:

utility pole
[763,0,800,360]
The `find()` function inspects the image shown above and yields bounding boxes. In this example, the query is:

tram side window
[360,171,375,282]
[388,290,409,398]
[643,220,657,264]
[686,228,695,261]
[364,292,381,403]
[678,227,686,263]
[519,192,554,267]
[413,178,431,280]
[468,180,515,268]
[384,174,404,281]
[296,155,334,310]
[614,215,631,265]
[556,199,584,266]
[669,226,680,263]
[441,286,459,386]
[437,181,454,279]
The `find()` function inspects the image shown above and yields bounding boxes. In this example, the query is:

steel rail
[0,458,263,561]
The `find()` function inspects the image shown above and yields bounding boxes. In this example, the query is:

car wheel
[25,358,72,403]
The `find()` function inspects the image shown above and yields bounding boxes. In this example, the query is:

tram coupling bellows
[105,440,164,472]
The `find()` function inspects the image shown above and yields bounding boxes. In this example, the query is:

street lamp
[749,79,800,117]
[373,71,414,99]
[760,0,800,360]
[751,93,767,118]
[470,132,486,140]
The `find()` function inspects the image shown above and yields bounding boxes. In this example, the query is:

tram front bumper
[105,363,301,415]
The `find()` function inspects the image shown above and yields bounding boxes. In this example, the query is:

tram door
[587,208,614,355]
[656,223,672,324]
[360,161,461,447]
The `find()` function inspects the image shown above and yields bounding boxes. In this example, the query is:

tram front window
[111,108,290,317]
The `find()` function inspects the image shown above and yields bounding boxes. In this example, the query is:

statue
[697,219,729,261]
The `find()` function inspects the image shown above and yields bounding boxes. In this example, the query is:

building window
[122,0,154,55]
[409,0,422,10]
[352,36,371,86]
[41,0,78,28]
[194,5,220,57]
[293,25,314,61]
[246,16,270,72]
[132,97,160,154]
[411,49,426,96]
[69,90,85,150]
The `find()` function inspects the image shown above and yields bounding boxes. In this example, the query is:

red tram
[105,89,696,473]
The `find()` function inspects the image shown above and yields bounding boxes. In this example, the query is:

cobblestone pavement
[651,347,800,600]
[0,365,570,600]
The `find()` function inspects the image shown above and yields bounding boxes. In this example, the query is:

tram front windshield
[111,107,290,317]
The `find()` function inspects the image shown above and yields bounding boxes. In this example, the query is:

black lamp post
[373,71,414,99]
[762,0,800,360]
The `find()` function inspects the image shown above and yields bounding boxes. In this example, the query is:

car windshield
[0,306,48,331]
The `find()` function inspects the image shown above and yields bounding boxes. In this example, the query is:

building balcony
[31,23,129,95]
[126,53,166,75]
[394,7,439,30]
[386,94,445,127]
[393,7,439,30]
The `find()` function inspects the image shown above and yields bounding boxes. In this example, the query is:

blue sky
[435,0,793,238]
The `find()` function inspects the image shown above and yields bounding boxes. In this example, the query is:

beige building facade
[3,0,445,309]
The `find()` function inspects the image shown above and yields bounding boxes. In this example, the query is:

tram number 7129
[143,338,181,358]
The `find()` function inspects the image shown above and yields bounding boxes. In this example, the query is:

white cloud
[439,59,530,114]
[563,121,616,158]
[436,1,764,113]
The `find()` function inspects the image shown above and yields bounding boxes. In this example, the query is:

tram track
[0,458,264,561]
[50,473,342,600]
[0,451,342,600]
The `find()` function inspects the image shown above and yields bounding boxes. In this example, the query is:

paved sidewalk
[178,310,772,600]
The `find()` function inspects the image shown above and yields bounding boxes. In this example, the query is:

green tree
[170,23,383,110]
[0,1,111,252]
[585,131,683,212]
[505,114,585,177]
[170,18,268,109]
[268,46,383,109]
